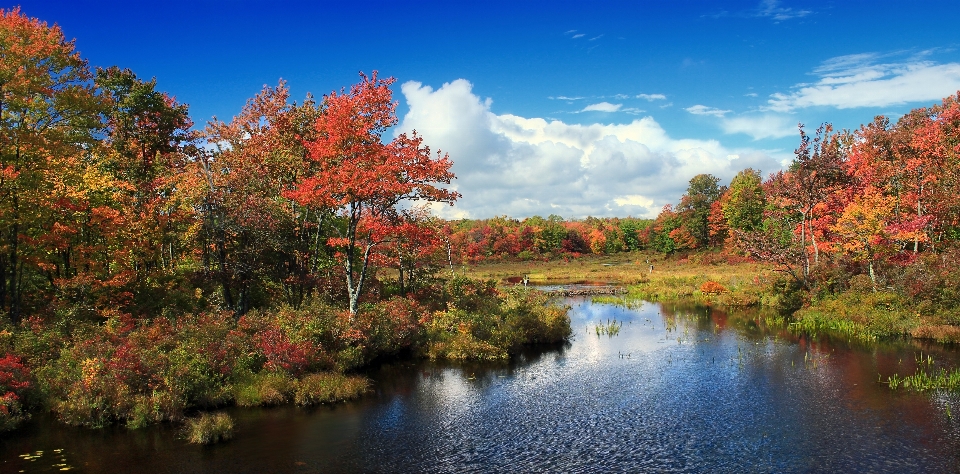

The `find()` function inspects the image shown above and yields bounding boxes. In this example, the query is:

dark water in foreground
[4,298,960,473]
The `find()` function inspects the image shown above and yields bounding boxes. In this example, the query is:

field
[458,252,774,307]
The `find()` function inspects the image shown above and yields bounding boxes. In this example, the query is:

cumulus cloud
[766,54,960,112]
[685,105,731,117]
[582,102,622,112]
[398,79,784,219]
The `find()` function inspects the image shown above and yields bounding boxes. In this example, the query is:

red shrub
[700,281,728,295]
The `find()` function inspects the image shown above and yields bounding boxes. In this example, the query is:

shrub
[847,274,874,294]
[424,285,572,361]
[699,281,727,295]
[0,354,31,431]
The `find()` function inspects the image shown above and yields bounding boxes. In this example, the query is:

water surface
[4,298,960,473]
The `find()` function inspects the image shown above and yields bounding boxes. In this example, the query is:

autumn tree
[0,8,102,321]
[287,72,458,316]
[831,191,896,289]
[383,208,445,295]
[767,124,848,279]
[189,81,321,314]
[910,94,960,246]
[93,67,196,313]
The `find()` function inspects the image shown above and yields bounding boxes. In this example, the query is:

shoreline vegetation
[0,277,573,434]
[461,253,960,346]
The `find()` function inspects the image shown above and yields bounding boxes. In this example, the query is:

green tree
[722,168,765,232]
[677,174,722,247]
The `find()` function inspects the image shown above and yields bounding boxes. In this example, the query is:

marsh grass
[459,253,770,309]
[593,319,622,337]
[294,373,369,406]
[184,412,234,445]
[885,352,960,392]
[233,372,296,407]
[424,287,572,361]
[793,291,919,342]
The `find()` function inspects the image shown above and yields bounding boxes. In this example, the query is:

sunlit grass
[459,253,771,308]
[184,412,234,445]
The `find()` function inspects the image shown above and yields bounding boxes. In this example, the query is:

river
[3,297,960,473]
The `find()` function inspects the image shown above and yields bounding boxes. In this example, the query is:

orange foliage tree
[0,8,103,321]
[286,73,458,315]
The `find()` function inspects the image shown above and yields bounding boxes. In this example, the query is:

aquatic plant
[886,353,960,392]
[184,412,234,445]
[788,312,878,342]
[887,367,960,391]
[593,319,622,337]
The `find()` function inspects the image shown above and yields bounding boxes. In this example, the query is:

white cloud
[744,92,758,97]
[398,79,784,219]
[720,114,797,140]
[549,95,584,101]
[572,34,585,39]
[582,102,622,112]
[613,195,654,208]
[637,93,667,101]
[766,54,960,112]
[685,104,731,117]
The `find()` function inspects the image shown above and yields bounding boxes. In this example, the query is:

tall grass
[184,412,234,444]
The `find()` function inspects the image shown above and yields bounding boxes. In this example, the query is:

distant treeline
[450,91,960,301]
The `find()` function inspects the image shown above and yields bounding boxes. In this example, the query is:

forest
[3,6,960,435]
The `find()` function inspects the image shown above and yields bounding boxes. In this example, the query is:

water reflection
[4,298,960,473]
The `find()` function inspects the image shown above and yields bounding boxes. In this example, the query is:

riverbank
[458,252,960,345]
[0,278,572,433]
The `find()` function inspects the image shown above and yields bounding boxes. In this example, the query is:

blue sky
[12,1,960,219]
